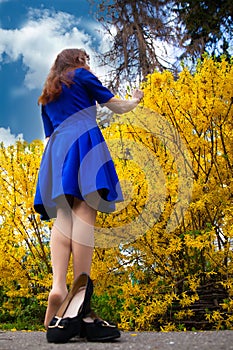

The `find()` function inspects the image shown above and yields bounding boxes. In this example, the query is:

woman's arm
[104,89,144,114]
[44,137,50,146]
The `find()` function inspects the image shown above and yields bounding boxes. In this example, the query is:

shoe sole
[86,333,121,342]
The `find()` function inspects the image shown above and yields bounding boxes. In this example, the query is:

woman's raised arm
[104,89,144,114]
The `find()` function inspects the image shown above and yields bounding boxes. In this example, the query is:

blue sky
[0,0,107,144]
[0,0,182,145]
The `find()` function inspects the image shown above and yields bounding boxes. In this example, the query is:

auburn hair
[38,48,90,105]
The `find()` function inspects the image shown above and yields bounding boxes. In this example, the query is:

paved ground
[0,330,232,350]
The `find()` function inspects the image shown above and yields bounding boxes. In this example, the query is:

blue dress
[34,68,123,220]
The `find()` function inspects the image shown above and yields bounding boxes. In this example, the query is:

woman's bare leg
[52,198,96,320]
[71,198,96,279]
[44,195,97,325]
[44,205,72,328]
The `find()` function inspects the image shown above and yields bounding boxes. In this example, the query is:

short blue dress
[34,68,123,220]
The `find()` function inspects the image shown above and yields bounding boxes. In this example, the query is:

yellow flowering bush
[92,56,233,331]
[0,56,233,330]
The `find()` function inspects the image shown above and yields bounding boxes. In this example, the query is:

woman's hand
[104,89,144,114]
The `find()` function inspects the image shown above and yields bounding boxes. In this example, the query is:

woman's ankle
[44,287,68,329]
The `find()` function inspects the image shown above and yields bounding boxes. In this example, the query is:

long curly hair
[38,48,90,105]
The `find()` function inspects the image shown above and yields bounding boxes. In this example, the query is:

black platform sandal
[46,273,93,343]
[81,310,121,342]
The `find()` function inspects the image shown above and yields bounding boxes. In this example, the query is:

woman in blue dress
[34,48,143,341]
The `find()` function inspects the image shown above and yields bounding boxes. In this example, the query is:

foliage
[1,57,233,331]
[174,0,233,58]
[0,140,77,328]
[92,55,233,331]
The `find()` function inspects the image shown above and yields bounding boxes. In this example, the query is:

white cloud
[0,127,24,146]
[153,39,183,70]
[0,8,99,90]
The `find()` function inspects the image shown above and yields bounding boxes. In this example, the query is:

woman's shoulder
[73,68,98,86]
[73,67,93,78]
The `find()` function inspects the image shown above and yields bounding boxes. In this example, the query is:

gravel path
[0,330,232,350]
